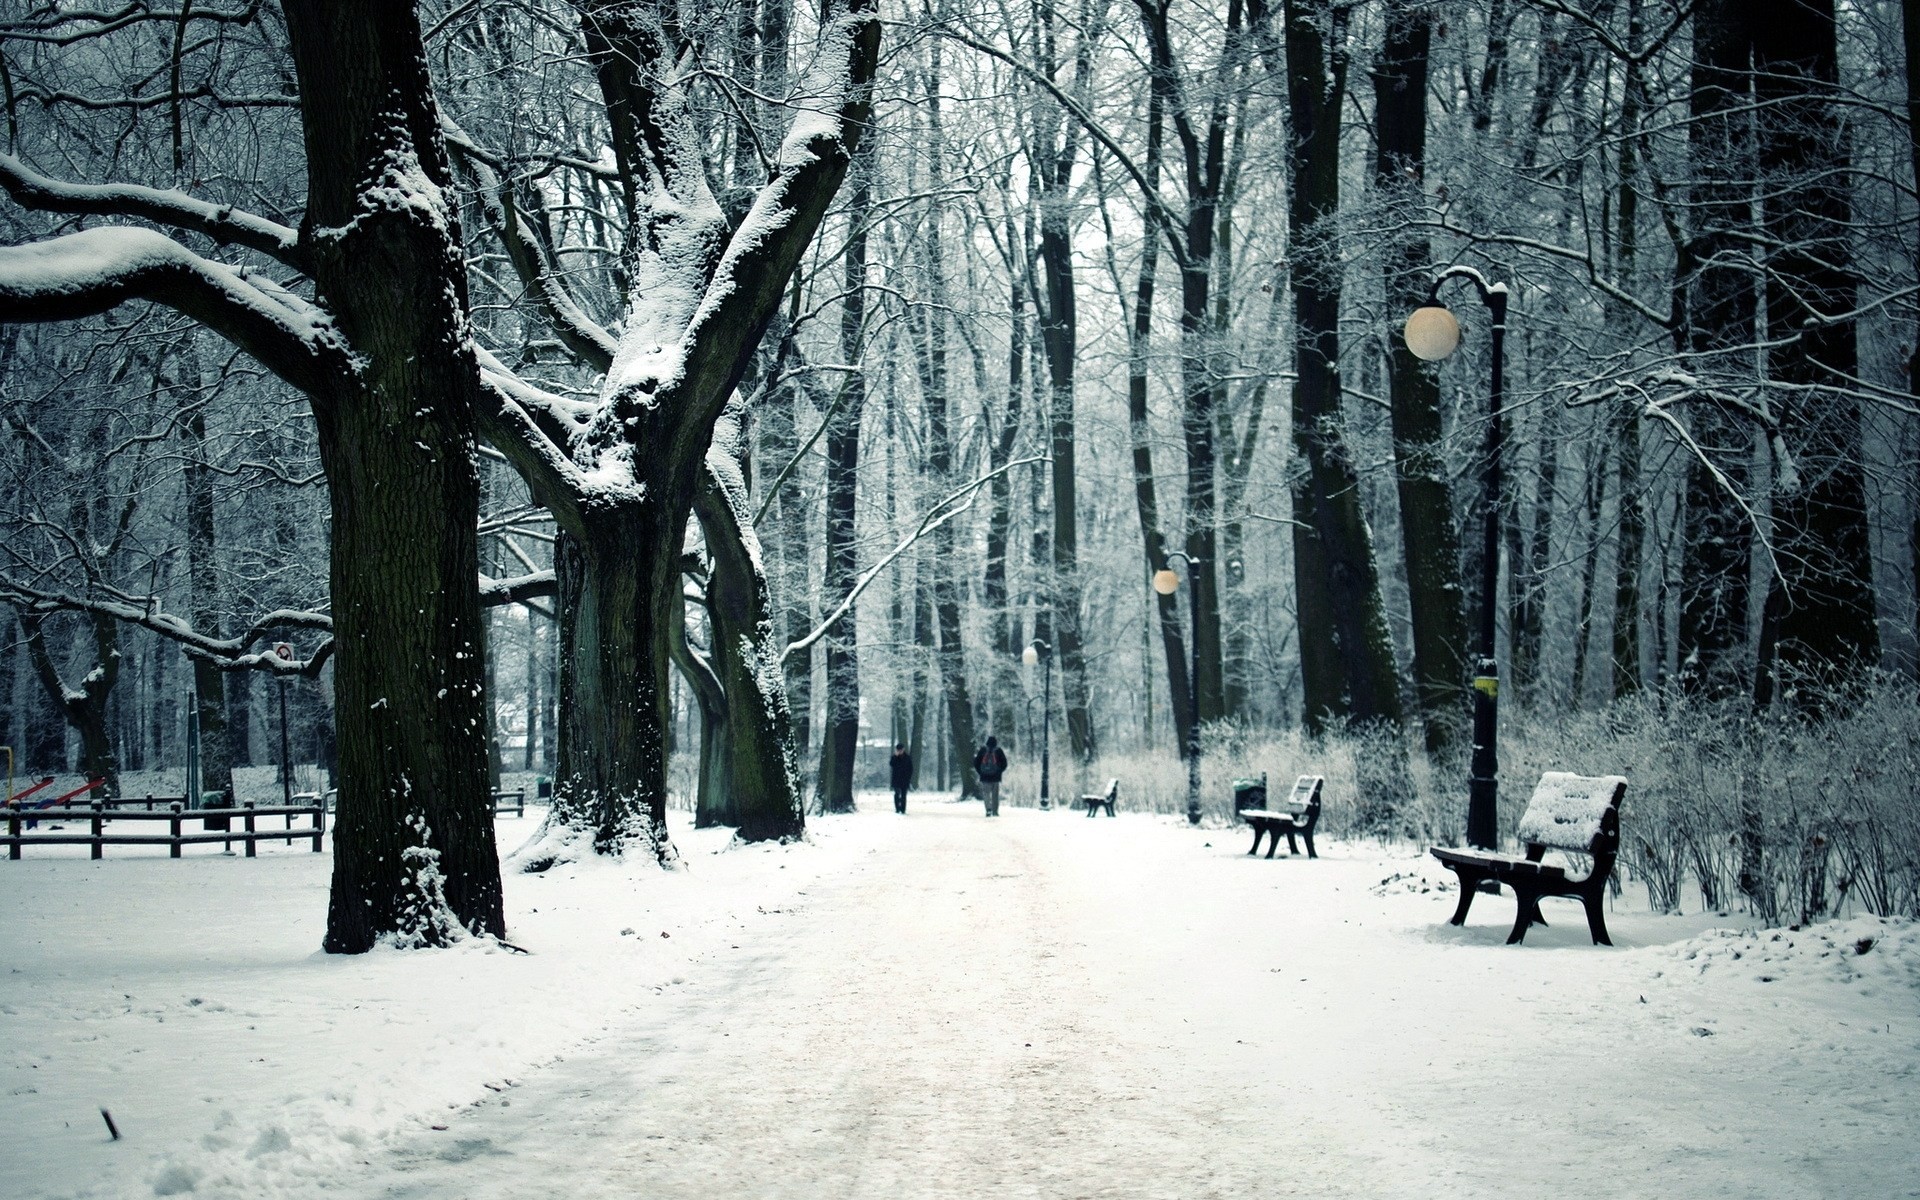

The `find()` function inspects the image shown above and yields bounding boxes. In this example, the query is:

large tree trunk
[1107,102,1197,760]
[1037,206,1094,762]
[1284,0,1402,733]
[21,611,121,799]
[1611,6,1647,702]
[1374,0,1466,755]
[549,504,677,858]
[178,350,233,799]
[696,419,804,842]
[915,46,979,797]
[1677,0,1757,701]
[284,1,504,952]
[1136,0,1226,727]
[1751,0,1879,711]
[815,131,872,815]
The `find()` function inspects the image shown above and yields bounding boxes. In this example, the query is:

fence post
[8,809,18,860]
[91,802,103,861]
[244,802,256,858]
[310,802,323,853]
[170,803,182,859]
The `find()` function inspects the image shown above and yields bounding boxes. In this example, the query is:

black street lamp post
[1023,639,1052,809]
[1403,265,1508,849]
[1151,554,1204,825]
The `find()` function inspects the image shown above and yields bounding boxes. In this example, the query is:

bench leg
[1302,831,1317,859]
[1506,888,1548,945]
[1246,827,1264,855]
[1446,868,1483,925]
[1283,830,1299,856]
[1583,888,1612,946]
[1103,800,1115,817]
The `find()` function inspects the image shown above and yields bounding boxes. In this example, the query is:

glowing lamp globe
[1022,644,1039,666]
[1403,305,1461,361]
[1152,568,1180,596]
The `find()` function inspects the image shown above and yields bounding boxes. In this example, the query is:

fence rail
[316,789,528,816]
[3,802,326,860]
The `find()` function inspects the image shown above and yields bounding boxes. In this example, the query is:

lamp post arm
[1427,264,1507,308]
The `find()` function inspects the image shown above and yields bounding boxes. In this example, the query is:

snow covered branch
[0,228,350,399]
[443,120,618,373]
[0,580,336,677]
[0,152,306,271]
[659,0,881,452]
[783,455,1046,663]
[479,571,558,609]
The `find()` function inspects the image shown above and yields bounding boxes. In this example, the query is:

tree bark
[1374,0,1466,755]
[21,610,121,799]
[1676,0,1757,702]
[1284,0,1403,733]
[1750,0,1879,712]
[815,128,872,815]
[281,1,505,951]
[177,350,233,798]
[696,410,804,841]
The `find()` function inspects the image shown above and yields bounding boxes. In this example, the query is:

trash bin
[1233,774,1268,812]
[536,777,553,801]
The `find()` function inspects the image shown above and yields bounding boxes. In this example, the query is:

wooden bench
[1430,771,1627,945]
[1241,775,1323,858]
[1080,778,1118,817]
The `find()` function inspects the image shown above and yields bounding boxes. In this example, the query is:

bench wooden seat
[1081,778,1118,817]
[1430,771,1627,945]
[1241,775,1323,858]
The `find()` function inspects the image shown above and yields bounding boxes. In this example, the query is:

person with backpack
[972,735,1007,816]
[888,743,913,814]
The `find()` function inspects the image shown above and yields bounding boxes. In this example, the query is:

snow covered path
[336,805,1916,1200]
[5,799,1916,1198]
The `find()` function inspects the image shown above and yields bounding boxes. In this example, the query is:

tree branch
[0,153,305,271]
[0,227,347,399]
[782,454,1045,663]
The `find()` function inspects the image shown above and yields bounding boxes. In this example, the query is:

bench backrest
[1516,772,1626,855]
[1103,778,1119,800]
[1287,775,1323,813]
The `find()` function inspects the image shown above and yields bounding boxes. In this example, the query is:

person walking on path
[972,736,1007,816]
[889,744,913,814]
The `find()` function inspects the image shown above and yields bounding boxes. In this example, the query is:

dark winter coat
[889,751,913,790]
[973,745,1007,783]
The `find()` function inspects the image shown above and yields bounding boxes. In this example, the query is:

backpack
[976,746,1006,780]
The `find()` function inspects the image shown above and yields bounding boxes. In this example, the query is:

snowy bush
[1049,680,1920,921]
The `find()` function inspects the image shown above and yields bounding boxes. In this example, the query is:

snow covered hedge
[1016,679,1919,923]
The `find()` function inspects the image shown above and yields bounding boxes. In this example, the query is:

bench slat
[1515,771,1627,851]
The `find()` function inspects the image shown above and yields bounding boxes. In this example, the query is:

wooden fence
[315,789,529,816]
[3,801,326,860]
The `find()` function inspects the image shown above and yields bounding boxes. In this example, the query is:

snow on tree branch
[0,152,306,271]
[662,0,881,454]
[783,454,1046,663]
[442,119,618,373]
[0,227,351,399]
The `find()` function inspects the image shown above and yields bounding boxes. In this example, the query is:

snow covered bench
[1241,775,1323,859]
[1430,771,1627,945]
[1081,778,1118,817]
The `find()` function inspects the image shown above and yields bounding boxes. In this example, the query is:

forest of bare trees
[1,0,1916,948]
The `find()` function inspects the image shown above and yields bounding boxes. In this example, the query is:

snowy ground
[3,794,1916,1199]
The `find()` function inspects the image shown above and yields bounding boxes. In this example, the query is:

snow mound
[1662,915,1920,989]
